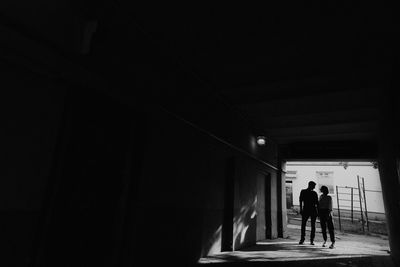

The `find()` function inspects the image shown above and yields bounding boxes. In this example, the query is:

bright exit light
[256,136,266,146]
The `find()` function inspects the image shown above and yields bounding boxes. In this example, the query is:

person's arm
[328,196,333,216]
[315,192,319,216]
[299,190,303,215]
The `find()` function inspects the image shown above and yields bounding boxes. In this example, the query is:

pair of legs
[300,212,317,244]
[319,209,335,248]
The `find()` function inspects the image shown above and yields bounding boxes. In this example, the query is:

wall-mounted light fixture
[256,135,266,146]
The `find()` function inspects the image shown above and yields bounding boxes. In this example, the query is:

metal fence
[336,175,382,233]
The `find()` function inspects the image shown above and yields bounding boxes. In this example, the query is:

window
[316,171,335,194]
[286,170,297,179]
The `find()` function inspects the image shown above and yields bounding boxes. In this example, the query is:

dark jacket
[299,189,318,214]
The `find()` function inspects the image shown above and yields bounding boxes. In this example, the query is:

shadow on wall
[205,197,258,255]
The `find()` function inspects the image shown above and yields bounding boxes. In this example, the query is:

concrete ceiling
[4,2,393,157]
[86,3,395,151]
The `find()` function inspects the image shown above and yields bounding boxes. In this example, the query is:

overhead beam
[255,108,379,129]
[274,132,377,144]
[219,75,384,104]
[239,88,380,118]
[0,23,107,91]
[265,121,377,137]
[280,141,378,161]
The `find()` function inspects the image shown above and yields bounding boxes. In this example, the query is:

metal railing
[335,176,378,233]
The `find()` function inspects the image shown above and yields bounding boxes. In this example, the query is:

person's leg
[300,213,309,244]
[320,212,328,246]
[327,213,335,247]
[310,214,317,244]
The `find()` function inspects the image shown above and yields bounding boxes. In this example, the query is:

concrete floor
[198,224,394,267]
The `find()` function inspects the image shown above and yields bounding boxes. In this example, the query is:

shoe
[310,241,315,245]
[322,241,326,247]
[299,240,304,245]
[329,242,335,249]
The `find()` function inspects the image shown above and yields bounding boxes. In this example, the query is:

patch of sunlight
[206,196,259,255]
[256,241,299,245]
[206,225,222,255]
[250,210,256,219]
[240,225,250,244]
[233,196,258,249]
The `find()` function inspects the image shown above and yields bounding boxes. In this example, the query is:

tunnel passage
[199,160,392,266]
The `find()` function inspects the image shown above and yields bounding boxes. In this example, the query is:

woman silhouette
[318,186,335,248]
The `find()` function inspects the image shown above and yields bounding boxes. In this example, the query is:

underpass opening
[286,161,386,237]
[199,160,392,266]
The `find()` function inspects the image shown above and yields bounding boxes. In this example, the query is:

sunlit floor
[198,224,393,266]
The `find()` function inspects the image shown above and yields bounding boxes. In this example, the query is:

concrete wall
[0,6,283,266]
[0,0,106,55]
[232,159,278,250]
[269,171,279,239]
[0,71,281,267]
[0,61,67,266]
[133,105,280,262]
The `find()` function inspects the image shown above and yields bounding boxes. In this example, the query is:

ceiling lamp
[256,136,266,146]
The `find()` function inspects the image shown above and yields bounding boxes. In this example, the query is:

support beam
[265,172,278,239]
[257,108,379,129]
[240,88,379,118]
[280,141,378,161]
[0,24,107,93]
[378,90,400,265]
[219,74,381,105]
[274,132,377,145]
[265,121,377,138]
[277,159,287,238]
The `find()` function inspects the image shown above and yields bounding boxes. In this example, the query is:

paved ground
[198,224,394,266]
[288,210,388,236]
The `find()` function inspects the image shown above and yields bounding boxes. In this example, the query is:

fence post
[362,177,369,232]
[357,175,365,233]
[336,185,341,231]
[351,187,354,224]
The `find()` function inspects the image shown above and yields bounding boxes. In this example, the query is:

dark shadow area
[197,255,394,267]
[202,242,389,261]
[240,243,377,258]
[1,3,400,267]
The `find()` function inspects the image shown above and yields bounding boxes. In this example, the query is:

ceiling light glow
[256,136,266,146]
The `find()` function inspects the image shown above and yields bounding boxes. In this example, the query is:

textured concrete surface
[198,224,393,266]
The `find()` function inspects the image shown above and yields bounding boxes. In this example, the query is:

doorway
[285,180,293,209]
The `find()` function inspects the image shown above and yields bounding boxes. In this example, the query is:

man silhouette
[299,181,319,245]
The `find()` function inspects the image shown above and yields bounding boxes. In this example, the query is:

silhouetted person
[299,181,318,245]
[318,185,335,248]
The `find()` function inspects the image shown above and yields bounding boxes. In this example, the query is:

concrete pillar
[277,160,288,238]
[265,172,278,239]
[378,91,400,265]
[222,157,235,251]
[256,172,266,240]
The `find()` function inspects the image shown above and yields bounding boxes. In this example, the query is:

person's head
[308,181,316,190]
[320,185,329,195]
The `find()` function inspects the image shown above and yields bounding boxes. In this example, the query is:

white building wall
[286,162,384,213]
